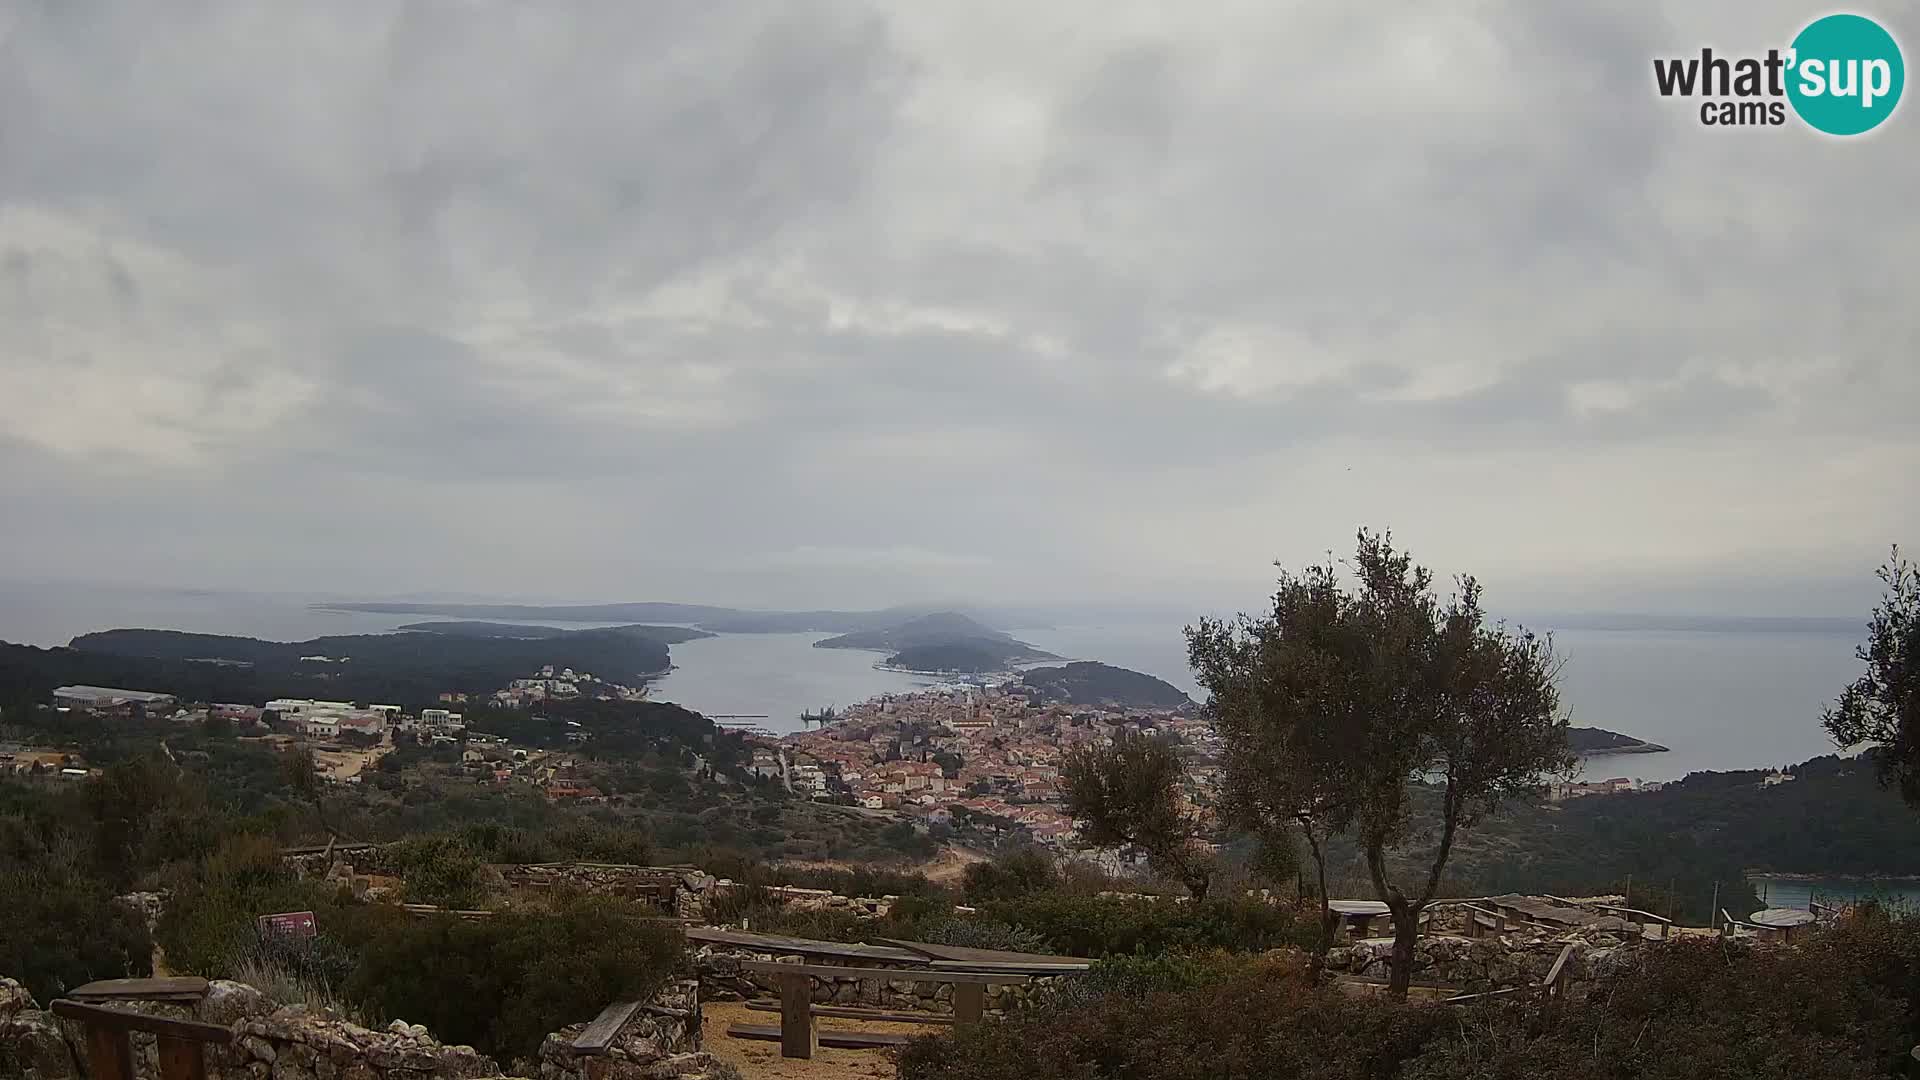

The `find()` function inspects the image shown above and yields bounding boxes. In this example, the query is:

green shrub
[0,848,153,1002]
[1063,950,1248,1000]
[153,834,359,978]
[976,893,1311,957]
[548,818,654,865]
[901,955,1443,1080]
[960,849,1059,903]
[384,833,486,908]
[736,906,877,944]
[345,895,684,1064]
[915,917,1050,955]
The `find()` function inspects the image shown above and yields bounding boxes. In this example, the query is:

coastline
[1578,742,1671,757]
[1747,871,1920,883]
[872,660,1010,680]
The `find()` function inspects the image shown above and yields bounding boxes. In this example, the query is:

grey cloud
[0,0,1914,613]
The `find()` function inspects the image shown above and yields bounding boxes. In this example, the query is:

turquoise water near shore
[1748,876,1920,911]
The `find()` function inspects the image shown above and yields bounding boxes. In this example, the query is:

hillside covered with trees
[0,624,682,711]
[1023,661,1193,709]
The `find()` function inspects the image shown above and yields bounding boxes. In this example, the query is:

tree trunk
[1302,829,1336,973]
[1185,868,1210,902]
[1365,841,1420,1000]
[1387,901,1420,999]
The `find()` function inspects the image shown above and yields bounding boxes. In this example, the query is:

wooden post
[1710,882,1720,935]
[953,982,986,1027]
[778,971,816,1060]
[84,1024,136,1080]
[156,1035,207,1080]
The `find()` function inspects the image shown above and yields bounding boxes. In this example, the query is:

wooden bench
[1453,903,1512,938]
[569,1000,645,1056]
[1590,904,1673,940]
[745,1001,953,1025]
[730,961,1030,1059]
[51,1000,232,1080]
[725,1025,915,1050]
[1720,908,1764,939]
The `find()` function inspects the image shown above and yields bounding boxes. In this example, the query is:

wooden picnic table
[69,978,210,1004]
[733,960,1030,1059]
[1328,900,1391,938]
[1748,907,1816,942]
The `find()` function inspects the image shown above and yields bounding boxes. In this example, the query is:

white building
[265,698,354,717]
[53,685,177,711]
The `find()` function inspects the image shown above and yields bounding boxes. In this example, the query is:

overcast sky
[1,1,1913,618]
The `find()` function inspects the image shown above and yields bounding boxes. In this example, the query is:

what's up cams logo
[1654,13,1904,134]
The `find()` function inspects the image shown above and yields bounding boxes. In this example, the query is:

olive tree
[1189,530,1571,997]
[1190,584,1354,966]
[1823,546,1920,805]
[1061,731,1215,899]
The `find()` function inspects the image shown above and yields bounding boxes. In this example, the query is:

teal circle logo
[1787,14,1904,135]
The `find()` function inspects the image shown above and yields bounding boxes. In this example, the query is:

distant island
[816,611,1058,674]
[0,624,684,710]
[1020,661,1193,709]
[396,620,713,644]
[319,600,1014,635]
[880,641,1013,674]
[1567,726,1669,755]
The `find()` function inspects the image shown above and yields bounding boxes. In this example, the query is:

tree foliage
[1061,732,1215,899]
[960,848,1061,904]
[0,815,153,1002]
[1188,529,1572,996]
[1824,545,1920,806]
[385,833,487,909]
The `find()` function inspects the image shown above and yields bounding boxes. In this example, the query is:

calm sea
[0,582,1870,784]
[1017,621,1867,785]
[1748,876,1920,911]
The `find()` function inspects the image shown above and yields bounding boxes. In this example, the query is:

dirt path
[702,1000,926,1080]
[919,844,990,885]
[312,740,392,780]
[772,844,989,886]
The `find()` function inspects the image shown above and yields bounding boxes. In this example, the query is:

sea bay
[0,582,1873,783]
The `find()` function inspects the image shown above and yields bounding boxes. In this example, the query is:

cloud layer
[2,1,1914,614]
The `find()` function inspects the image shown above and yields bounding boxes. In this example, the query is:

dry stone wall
[0,978,79,1080]
[0,976,732,1080]
[534,980,711,1080]
[1325,925,1635,995]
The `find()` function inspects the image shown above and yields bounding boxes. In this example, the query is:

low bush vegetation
[976,893,1315,957]
[346,895,683,1064]
[0,845,152,1002]
[901,914,1920,1080]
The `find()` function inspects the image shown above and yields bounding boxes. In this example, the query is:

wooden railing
[50,1000,232,1080]
[1721,908,1763,938]
[1591,904,1674,940]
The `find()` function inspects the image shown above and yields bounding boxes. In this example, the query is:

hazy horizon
[0,575,1875,646]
